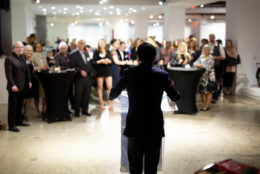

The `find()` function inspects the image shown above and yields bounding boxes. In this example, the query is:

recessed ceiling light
[106,21,109,25]
[71,23,75,26]
[63,8,68,10]
[76,5,80,8]
[117,12,121,15]
[103,7,107,10]
[63,11,67,14]
[75,12,80,15]
[109,6,114,9]
[51,6,56,10]
[109,11,113,15]
[210,15,215,20]
[188,18,192,22]
[149,15,153,19]
[133,9,137,13]
[42,8,46,11]
[142,7,146,10]
[200,4,204,8]
[99,23,103,27]
[129,8,133,11]
[158,15,162,19]
[159,1,163,6]
[99,1,103,5]
[50,23,54,27]
[36,0,40,4]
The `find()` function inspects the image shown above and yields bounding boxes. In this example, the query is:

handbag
[225,52,241,66]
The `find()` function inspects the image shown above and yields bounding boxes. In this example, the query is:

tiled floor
[0,94,259,174]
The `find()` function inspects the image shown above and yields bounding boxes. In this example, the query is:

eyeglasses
[15,47,24,49]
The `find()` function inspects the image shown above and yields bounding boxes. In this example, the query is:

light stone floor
[0,94,260,174]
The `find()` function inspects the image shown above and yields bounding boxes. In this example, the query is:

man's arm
[109,72,127,100]
[164,73,181,101]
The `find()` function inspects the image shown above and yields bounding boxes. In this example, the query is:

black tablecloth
[36,70,76,123]
[167,67,205,115]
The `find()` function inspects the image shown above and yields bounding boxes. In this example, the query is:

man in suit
[4,41,32,132]
[69,39,92,117]
[117,41,129,76]
[109,43,180,174]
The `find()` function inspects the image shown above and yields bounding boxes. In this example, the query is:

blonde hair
[177,42,191,61]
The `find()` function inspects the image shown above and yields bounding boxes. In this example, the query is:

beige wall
[0,57,8,104]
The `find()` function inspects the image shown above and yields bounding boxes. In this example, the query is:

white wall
[148,25,163,43]
[200,20,226,45]
[11,0,35,44]
[0,58,8,104]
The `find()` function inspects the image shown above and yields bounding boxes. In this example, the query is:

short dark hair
[119,41,125,46]
[137,42,156,63]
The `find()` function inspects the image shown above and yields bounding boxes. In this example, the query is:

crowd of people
[4,32,239,132]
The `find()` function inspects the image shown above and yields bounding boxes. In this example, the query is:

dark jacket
[109,63,180,137]
[69,49,91,78]
[55,52,70,70]
[4,53,31,92]
[116,49,129,61]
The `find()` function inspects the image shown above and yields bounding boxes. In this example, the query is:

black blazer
[109,63,180,137]
[116,49,129,61]
[69,49,91,78]
[4,53,31,92]
[55,52,70,70]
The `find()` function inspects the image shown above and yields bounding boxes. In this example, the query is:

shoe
[17,122,30,127]
[200,108,210,111]
[74,112,80,117]
[9,127,20,132]
[68,110,73,114]
[82,112,91,116]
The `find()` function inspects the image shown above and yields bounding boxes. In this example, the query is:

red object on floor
[195,159,259,174]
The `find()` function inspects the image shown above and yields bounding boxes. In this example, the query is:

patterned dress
[194,55,216,94]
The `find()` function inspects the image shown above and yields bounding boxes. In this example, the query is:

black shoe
[68,110,73,114]
[82,112,91,116]
[17,122,30,127]
[9,127,20,132]
[74,112,80,117]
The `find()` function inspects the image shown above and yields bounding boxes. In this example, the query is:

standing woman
[22,45,36,121]
[193,45,216,111]
[131,38,143,62]
[188,37,201,66]
[223,39,238,95]
[31,43,49,116]
[93,39,113,110]
[169,42,191,67]
[146,36,163,67]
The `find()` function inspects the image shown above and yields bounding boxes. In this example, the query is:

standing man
[209,34,225,103]
[69,39,92,117]
[109,43,180,174]
[5,41,32,132]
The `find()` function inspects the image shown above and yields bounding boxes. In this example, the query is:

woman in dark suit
[93,39,113,110]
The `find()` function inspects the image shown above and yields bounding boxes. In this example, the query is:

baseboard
[241,85,260,100]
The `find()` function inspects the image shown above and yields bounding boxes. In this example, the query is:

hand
[41,66,48,70]
[159,60,164,65]
[81,70,87,77]
[183,60,188,65]
[178,59,183,64]
[11,85,19,92]
[29,82,32,89]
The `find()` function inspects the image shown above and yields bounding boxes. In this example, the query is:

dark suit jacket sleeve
[109,71,127,100]
[55,54,61,67]
[69,52,82,72]
[164,72,181,101]
[4,58,16,87]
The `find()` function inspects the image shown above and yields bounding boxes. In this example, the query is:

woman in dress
[188,37,201,66]
[223,39,238,95]
[22,45,36,121]
[93,39,113,110]
[31,42,49,116]
[169,42,191,67]
[193,45,216,111]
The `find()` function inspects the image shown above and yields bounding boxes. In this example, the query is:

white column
[226,0,260,98]
[134,14,148,39]
[163,5,186,41]
[11,0,35,44]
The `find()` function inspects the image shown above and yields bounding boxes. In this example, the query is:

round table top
[167,66,204,72]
